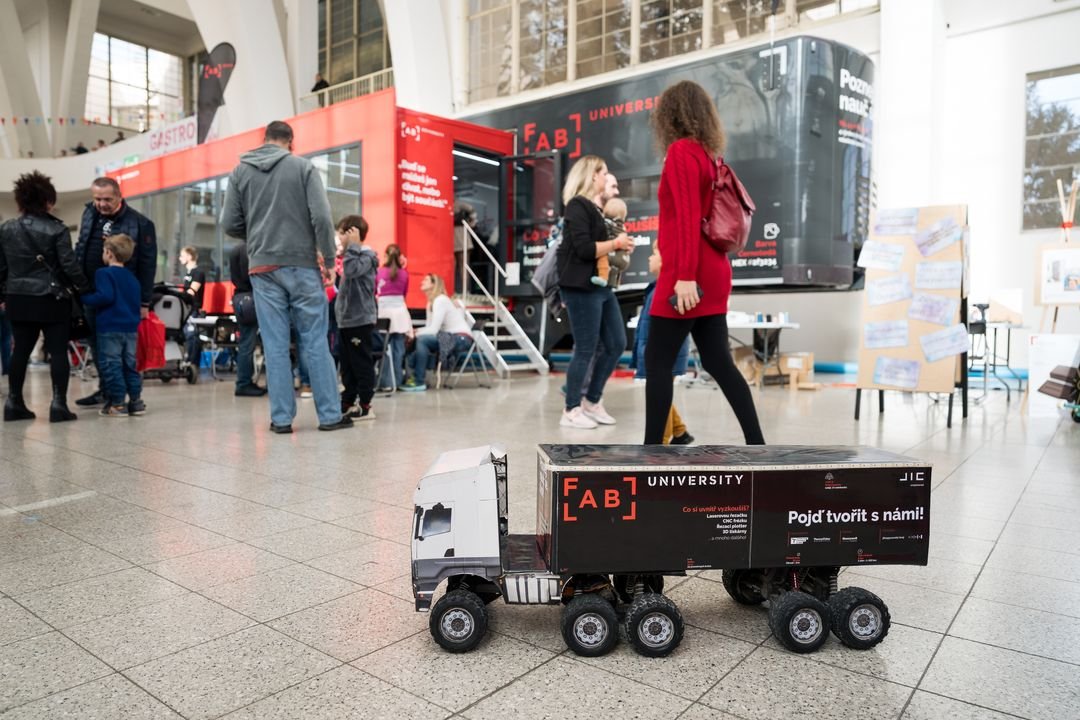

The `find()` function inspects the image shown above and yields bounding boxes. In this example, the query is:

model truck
[412,444,931,658]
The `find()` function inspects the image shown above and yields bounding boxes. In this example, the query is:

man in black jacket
[74,177,158,406]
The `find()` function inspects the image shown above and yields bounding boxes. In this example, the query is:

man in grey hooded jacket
[221,120,352,433]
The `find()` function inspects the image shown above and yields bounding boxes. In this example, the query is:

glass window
[84,33,185,132]
[641,0,703,63]
[318,0,392,84]
[520,0,569,90]
[311,145,362,225]
[1024,65,1080,230]
[576,0,631,79]
[149,190,183,284]
[421,505,452,538]
[182,180,222,281]
[468,1,514,102]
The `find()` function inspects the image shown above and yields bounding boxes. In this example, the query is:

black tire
[722,569,766,605]
[561,594,619,657]
[161,376,172,384]
[185,365,197,384]
[768,591,830,654]
[429,590,488,653]
[828,586,891,650]
[624,593,684,658]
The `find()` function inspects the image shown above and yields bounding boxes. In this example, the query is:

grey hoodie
[220,144,335,269]
[335,243,378,328]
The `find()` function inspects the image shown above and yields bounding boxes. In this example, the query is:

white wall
[939,6,1080,363]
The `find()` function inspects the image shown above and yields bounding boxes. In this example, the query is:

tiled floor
[1,369,1078,719]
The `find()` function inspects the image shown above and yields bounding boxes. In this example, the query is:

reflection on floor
[1,370,1078,719]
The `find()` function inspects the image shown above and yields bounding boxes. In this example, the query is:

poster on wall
[856,205,968,395]
[1035,244,1080,306]
[397,110,454,306]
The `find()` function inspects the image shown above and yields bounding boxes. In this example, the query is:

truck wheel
[722,569,766,605]
[430,590,488,653]
[828,586,890,650]
[768,591,830,654]
[624,593,684,658]
[561,594,618,657]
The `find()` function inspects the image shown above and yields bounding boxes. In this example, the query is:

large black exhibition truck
[455,36,874,349]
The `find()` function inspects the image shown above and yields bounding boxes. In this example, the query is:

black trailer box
[537,445,930,575]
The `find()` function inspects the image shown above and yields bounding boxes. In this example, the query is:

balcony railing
[298,68,394,112]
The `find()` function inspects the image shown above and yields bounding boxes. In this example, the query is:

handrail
[461,222,504,348]
[298,68,395,111]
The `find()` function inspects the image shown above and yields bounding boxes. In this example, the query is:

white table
[685,319,801,389]
[971,321,1025,402]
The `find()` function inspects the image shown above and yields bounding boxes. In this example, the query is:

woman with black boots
[643,81,765,446]
[0,172,89,422]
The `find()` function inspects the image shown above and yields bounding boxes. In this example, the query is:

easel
[1039,179,1078,333]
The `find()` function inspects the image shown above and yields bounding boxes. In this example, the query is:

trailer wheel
[624,593,684,658]
[185,365,198,384]
[561,594,618,657]
[430,589,488,653]
[722,569,766,605]
[768,591,830,654]
[828,586,890,650]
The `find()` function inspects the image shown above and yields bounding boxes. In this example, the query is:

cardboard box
[760,351,814,384]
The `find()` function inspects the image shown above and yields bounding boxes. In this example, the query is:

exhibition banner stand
[1036,180,1079,333]
[854,205,969,427]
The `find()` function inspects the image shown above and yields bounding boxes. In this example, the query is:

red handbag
[701,150,756,254]
[137,312,166,372]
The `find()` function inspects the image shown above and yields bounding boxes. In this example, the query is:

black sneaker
[269,422,293,434]
[318,416,354,431]
[128,399,147,416]
[76,390,106,407]
[670,431,695,445]
[235,385,268,397]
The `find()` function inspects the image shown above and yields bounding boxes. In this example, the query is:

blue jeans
[561,286,626,410]
[634,287,689,379]
[377,333,405,388]
[235,323,258,389]
[251,267,341,426]
[97,332,141,405]
[408,334,472,383]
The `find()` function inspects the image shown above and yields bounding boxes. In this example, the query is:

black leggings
[339,324,375,407]
[644,314,764,445]
[8,321,70,402]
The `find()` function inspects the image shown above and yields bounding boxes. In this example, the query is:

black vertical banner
[197,43,236,145]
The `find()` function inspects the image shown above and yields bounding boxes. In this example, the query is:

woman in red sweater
[644,81,764,445]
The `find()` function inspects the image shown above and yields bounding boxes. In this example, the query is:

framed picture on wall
[1036,244,1080,306]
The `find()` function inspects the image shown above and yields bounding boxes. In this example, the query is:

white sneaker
[581,399,616,425]
[560,406,598,429]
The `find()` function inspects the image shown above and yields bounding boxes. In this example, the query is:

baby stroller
[143,284,198,384]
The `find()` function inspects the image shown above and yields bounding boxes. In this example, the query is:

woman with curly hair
[0,172,89,422]
[644,80,764,445]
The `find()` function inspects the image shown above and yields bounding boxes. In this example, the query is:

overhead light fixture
[452,149,500,167]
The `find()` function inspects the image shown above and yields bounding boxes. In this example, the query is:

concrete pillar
[874,0,947,208]
[0,2,52,157]
[380,0,454,114]
[55,0,100,154]
[284,0,319,107]
[186,0,296,137]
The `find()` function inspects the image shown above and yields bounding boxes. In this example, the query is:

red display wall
[109,91,514,310]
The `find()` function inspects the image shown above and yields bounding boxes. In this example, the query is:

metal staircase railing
[459,224,548,377]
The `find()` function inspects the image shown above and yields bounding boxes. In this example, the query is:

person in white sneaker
[556,156,634,430]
